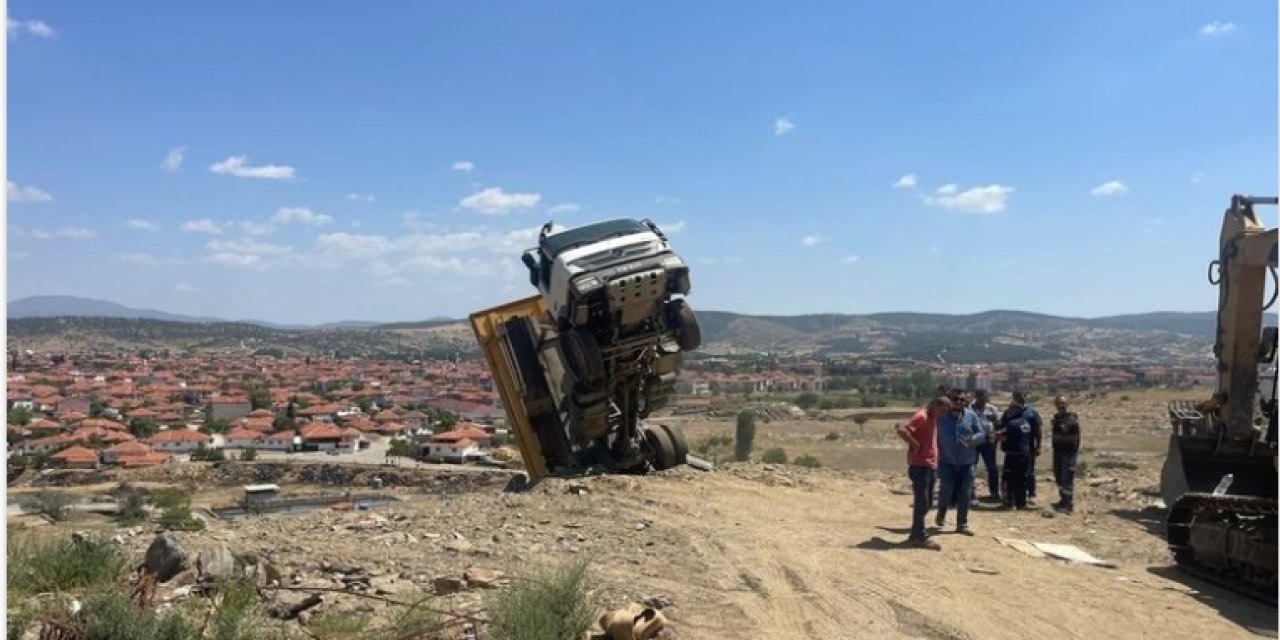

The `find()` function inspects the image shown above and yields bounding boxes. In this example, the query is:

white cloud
[126,219,160,232]
[920,183,1014,214]
[273,207,333,226]
[26,227,96,240]
[180,219,224,234]
[314,233,395,259]
[452,160,475,173]
[114,253,184,267]
[345,193,375,203]
[654,195,682,205]
[206,238,294,259]
[1090,180,1129,196]
[206,252,266,270]
[161,147,185,172]
[8,19,56,38]
[801,234,828,247]
[176,283,200,293]
[7,181,53,203]
[841,255,861,264]
[657,221,687,234]
[209,155,296,180]
[1199,21,1237,36]
[460,187,542,214]
[234,220,276,236]
[893,174,918,189]
[774,117,795,136]
[548,203,581,215]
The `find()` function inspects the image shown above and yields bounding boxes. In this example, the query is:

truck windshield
[540,219,649,259]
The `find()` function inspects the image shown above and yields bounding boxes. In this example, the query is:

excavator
[1161,194,1278,601]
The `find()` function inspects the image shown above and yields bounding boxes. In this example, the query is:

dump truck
[1160,194,1277,601]
[470,219,701,481]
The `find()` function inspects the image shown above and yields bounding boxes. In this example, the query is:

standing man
[1050,396,1081,513]
[1010,391,1043,504]
[896,397,951,548]
[971,389,1001,502]
[935,391,983,535]
[996,396,1035,510]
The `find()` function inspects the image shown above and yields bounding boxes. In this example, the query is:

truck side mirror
[1261,326,1278,363]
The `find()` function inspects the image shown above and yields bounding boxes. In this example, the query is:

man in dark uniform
[1050,396,1081,513]
[996,396,1035,510]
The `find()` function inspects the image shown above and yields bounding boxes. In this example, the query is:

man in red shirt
[896,397,952,548]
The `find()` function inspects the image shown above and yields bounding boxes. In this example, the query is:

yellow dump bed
[469,295,551,481]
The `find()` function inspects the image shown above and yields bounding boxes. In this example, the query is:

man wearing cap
[996,393,1037,510]
[895,397,951,548]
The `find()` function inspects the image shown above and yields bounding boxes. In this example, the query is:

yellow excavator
[1161,194,1277,601]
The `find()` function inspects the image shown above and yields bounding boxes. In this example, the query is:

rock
[170,570,198,588]
[196,545,239,583]
[463,567,503,589]
[144,532,191,582]
[370,575,410,596]
[71,531,92,545]
[643,595,675,609]
[434,576,466,595]
[444,540,475,554]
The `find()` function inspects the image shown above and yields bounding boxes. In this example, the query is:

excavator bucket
[1160,434,1277,507]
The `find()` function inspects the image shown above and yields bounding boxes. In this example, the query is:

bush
[160,504,205,532]
[734,411,756,462]
[761,448,788,464]
[824,432,840,441]
[310,612,368,639]
[387,438,417,458]
[793,454,822,468]
[118,491,147,526]
[794,392,819,409]
[190,444,226,462]
[8,533,127,597]
[238,448,258,462]
[488,561,594,640]
[149,487,189,510]
[21,491,75,522]
[63,590,196,640]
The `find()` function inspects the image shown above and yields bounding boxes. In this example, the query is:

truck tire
[661,424,689,465]
[564,327,605,384]
[669,299,701,351]
[645,426,678,471]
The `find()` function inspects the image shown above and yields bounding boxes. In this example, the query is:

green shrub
[488,561,593,640]
[20,491,75,522]
[793,454,822,468]
[149,487,189,510]
[160,504,204,532]
[310,612,369,639]
[68,590,195,640]
[824,432,840,441]
[238,448,258,462]
[118,492,147,526]
[761,448,788,464]
[8,534,127,597]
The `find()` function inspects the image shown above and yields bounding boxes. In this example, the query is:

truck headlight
[573,276,603,294]
[660,256,685,269]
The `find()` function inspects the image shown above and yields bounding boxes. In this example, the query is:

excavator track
[1166,493,1278,605]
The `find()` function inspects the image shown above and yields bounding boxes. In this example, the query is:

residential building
[147,429,211,453]
[51,445,99,469]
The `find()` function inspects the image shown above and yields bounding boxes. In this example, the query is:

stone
[144,532,190,582]
[169,569,198,588]
[370,575,410,596]
[444,540,475,554]
[434,576,466,595]
[463,567,503,589]
[196,544,239,583]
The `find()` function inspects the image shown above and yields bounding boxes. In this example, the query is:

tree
[387,438,417,458]
[22,491,75,521]
[245,385,271,411]
[854,415,869,436]
[129,419,158,439]
[794,393,819,410]
[238,448,258,462]
[286,401,297,420]
[89,398,105,418]
[272,416,297,433]
[356,398,373,414]
[734,411,756,462]
[761,448,788,464]
[200,419,230,435]
[8,406,32,426]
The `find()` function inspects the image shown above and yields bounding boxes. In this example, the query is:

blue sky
[7,2,1276,324]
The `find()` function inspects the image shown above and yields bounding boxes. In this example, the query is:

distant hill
[7,296,381,330]
[6,298,1224,365]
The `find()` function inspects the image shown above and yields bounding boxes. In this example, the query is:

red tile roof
[52,445,99,462]
[148,429,210,444]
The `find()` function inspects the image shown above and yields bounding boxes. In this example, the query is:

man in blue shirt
[997,394,1037,510]
[1012,391,1044,504]
[934,390,984,534]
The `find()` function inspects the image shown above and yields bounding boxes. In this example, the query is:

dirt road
[615,468,1274,640]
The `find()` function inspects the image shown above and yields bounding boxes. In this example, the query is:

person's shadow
[853,534,941,552]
